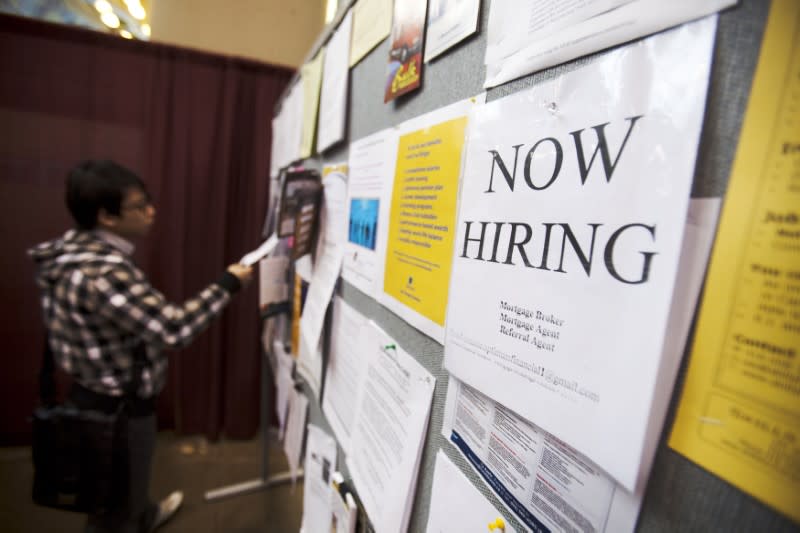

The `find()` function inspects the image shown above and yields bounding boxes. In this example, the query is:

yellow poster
[669,0,800,523]
[291,272,302,357]
[300,50,324,158]
[349,0,392,67]
[383,116,468,336]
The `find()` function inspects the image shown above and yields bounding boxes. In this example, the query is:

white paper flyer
[484,0,734,87]
[343,128,398,298]
[442,377,640,533]
[444,17,717,490]
[346,322,436,533]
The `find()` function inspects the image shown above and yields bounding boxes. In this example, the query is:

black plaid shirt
[29,230,237,398]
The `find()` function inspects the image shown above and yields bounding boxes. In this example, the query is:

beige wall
[150,0,325,68]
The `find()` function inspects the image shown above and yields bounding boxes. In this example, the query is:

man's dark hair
[65,160,147,229]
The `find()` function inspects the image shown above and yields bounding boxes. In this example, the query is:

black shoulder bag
[31,339,146,513]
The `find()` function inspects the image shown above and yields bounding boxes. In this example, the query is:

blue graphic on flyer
[349,198,379,250]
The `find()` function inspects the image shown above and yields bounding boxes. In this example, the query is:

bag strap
[125,342,147,401]
[39,338,148,406]
[39,339,57,407]
[39,283,58,407]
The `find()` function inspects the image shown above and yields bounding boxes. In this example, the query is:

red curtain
[0,15,293,444]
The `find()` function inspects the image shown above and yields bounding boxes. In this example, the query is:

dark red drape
[0,15,293,444]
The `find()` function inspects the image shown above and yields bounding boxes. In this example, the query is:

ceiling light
[129,4,146,20]
[100,12,120,28]
[141,23,151,37]
[124,0,146,21]
[120,29,133,39]
[94,0,113,14]
[325,0,338,24]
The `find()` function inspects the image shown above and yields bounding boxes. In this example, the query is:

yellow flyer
[383,115,468,342]
[290,272,302,357]
[669,0,800,522]
[300,50,324,158]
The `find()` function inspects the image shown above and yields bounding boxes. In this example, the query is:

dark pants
[69,385,158,533]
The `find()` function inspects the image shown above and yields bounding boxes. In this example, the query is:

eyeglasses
[121,194,153,212]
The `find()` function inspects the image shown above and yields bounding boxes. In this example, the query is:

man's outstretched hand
[227,263,254,287]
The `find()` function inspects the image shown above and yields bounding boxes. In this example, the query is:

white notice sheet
[426,450,518,533]
[346,322,436,533]
[443,196,721,526]
[271,98,298,177]
[300,51,325,158]
[271,81,304,172]
[241,234,280,267]
[257,253,288,311]
[635,196,721,489]
[280,81,305,168]
[343,128,398,298]
[270,114,281,178]
[272,340,295,439]
[283,387,309,483]
[424,0,481,62]
[301,425,338,533]
[321,297,370,454]
[298,168,348,398]
[484,0,734,87]
[444,18,717,490]
[442,377,640,533]
[349,0,393,67]
[318,10,353,153]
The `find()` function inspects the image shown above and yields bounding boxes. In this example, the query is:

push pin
[488,517,506,531]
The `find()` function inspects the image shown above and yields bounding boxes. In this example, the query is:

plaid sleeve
[90,262,233,350]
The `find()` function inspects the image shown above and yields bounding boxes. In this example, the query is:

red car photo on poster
[385,0,428,102]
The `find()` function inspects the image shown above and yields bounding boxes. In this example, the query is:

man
[29,160,253,532]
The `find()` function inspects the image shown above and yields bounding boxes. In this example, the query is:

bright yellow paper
[669,0,800,523]
[349,0,392,67]
[300,50,324,158]
[291,273,302,357]
[383,117,468,327]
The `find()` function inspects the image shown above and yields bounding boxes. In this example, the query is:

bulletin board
[277,0,798,530]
